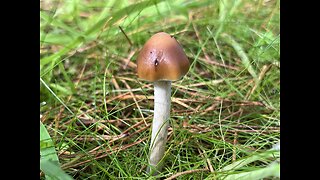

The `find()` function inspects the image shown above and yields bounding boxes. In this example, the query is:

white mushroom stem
[148,80,171,175]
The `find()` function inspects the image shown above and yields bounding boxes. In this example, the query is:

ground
[40,0,280,179]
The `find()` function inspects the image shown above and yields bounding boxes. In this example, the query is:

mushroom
[136,32,190,175]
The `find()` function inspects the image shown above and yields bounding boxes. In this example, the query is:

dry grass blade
[110,94,196,111]
[110,74,121,91]
[233,108,242,161]
[122,118,150,135]
[198,57,239,70]
[245,64,273,100]
[122,49,137,69]
[119,26,133,47]
[69,134,128,142]
[187,79,224,87]
[183,122,279,135]
[164,168,209,180]
[197,148,214,173]
[61,137,148,170]
[121,79,147,125]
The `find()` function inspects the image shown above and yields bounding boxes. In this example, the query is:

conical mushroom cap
[137,32,190,82]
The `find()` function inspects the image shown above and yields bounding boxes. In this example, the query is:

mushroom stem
[148,80,171,175]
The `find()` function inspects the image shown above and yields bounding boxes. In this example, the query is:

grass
[40,0,280,179]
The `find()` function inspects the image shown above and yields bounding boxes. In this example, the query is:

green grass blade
[86,0,165,35]
[223,162,280,180]
[40,36,84,68]
[40,121,61,180]
[49,83,72,96]
[222,33,258,80]
[40,159,74,180]
[215,0,242,39]
[40,11,82,38]
[40,78,74,115]
[40,0,165,68]
[58,63,76,94]
[220,150,279,172]
[40,121,59,163]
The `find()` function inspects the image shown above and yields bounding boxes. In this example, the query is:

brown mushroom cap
[137,32,190,82]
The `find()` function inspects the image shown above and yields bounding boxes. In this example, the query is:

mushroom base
[147,81,171,175]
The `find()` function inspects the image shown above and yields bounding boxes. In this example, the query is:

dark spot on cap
[154,58,159,66]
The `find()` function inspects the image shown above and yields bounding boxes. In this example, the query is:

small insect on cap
[137,32,190,82]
